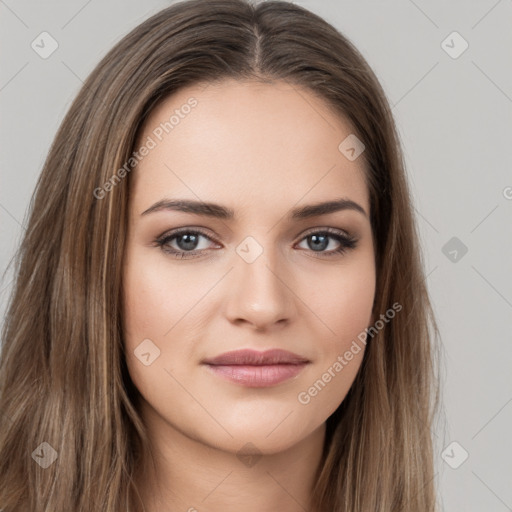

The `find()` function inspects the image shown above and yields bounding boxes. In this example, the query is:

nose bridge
[225,234,295,328]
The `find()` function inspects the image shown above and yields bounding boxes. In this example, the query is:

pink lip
[202,349,310,388]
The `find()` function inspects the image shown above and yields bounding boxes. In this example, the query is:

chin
[200,417,322,457]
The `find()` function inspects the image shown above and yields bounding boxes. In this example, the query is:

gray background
[1,0,511,510]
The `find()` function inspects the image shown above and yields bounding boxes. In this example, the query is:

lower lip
[204,363,308,387]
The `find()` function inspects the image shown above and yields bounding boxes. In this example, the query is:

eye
[155,228,220,259]
[154,227,358,259]
[295,227,358,257]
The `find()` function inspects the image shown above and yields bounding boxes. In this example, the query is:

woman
[0,0,441,510]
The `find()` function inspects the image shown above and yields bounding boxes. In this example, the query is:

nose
[224,247,297,331]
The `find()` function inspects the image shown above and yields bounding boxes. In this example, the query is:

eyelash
[154,227,358,260]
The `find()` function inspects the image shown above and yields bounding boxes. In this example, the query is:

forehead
[130,79,369,219]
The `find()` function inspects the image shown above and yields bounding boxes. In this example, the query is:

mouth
[201,349,310,388]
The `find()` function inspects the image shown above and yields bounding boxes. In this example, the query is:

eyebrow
[140,197,368,220]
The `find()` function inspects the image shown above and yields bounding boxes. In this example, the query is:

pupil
[309,234,328,251]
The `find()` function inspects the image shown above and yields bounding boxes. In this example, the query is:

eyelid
[298,225,354,240]
[155,226,221,247]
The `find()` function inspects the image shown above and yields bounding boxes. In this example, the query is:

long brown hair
[0,0,441,510]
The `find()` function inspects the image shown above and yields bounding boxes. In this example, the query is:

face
[122,78,376,456]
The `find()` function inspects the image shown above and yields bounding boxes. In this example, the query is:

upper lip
[202,349,310,366]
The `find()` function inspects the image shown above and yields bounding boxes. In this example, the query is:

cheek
[331,280,375,352]
[295,280,370,420]
[122,252,206,340]
[121,250,217,398]
[302,257,376,344]
[121,253,191,415]
[296,347,364,425]
[294,258,374,412]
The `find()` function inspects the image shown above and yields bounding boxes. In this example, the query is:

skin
[122,78,376,512]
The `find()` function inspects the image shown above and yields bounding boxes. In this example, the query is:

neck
[134,402,326,512]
